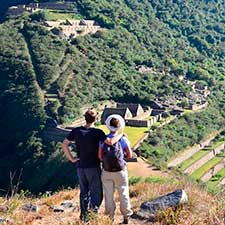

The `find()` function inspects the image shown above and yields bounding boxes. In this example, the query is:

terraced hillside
[168,134,225,193]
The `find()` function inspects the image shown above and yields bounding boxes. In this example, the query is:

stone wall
[219,177,225,186]
[132,110,152,120]
[65,119,85,129]
[126,119,149,127]
[190,102,208,111]
[201,162,225,182]
[200,138,212,148]
[7,5,39,15]
[159,117,176,127]
[149,116,157,125]
[136,105,144,116]
[184,143,225,175]
[168,144,201,168]
[167,130,223,168]
[60,24,101,38]
[43,127,70,142]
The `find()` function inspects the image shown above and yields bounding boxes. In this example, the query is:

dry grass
[0,181,224,225]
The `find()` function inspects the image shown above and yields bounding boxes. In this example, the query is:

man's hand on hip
[70,158,80,163]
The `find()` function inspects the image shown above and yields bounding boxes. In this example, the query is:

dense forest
[0,0,224,193]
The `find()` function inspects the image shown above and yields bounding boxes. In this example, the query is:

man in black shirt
[62,108,124,221]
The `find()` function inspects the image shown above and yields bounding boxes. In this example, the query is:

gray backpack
[102,141,125,172]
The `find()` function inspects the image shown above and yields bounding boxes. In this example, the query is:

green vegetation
[207,168,225,192]
[139,108,224,167]
[144,176,178,185]
[210,141,225,149]
[191,151,225,180]
[0,18,47,191]
[42,10,82,20]
[98,125,148,148]
[212,131,225,143]
[128,176,177,186]
[22,22,67,90]
[179,149,211,171]
[128,176,142,185]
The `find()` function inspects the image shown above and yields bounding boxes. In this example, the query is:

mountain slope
[0,0,224,192]
[1,179,224,225]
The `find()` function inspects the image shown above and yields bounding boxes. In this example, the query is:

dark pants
[77,167,103,220]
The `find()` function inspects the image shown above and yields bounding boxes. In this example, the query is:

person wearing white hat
[98,114,133,224]
[62,109,126,222]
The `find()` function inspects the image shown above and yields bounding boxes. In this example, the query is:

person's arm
[104,132,125,145]
[122,136,132,159]
[98,146,103,161]
[99,129,126,145]
[124,146,132,159]
[62,138,79,163]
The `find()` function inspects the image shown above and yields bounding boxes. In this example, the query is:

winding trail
[127,157,169,178]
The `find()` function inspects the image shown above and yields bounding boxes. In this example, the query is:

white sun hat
[105,114,125,132]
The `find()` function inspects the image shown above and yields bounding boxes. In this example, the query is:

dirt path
[127,157,168,178]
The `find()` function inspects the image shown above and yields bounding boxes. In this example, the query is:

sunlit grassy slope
[2,178,224,225]
[97,125,149,148]
[190,153,225,180]
[44,10,82,20]
[207,168,225,191]
[179,149,211,170]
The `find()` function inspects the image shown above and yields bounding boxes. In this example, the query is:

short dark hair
[84,108,98,123]
[110,117,120,128]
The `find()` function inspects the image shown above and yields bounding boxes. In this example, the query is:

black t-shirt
[66,126,106,168]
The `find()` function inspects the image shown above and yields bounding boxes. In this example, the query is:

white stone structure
[44,19,102,38]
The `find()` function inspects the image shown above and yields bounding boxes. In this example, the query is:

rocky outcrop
[0,217,14,224]
[50,200,76,213]
[22,203,38,212]
[135,189,188,219]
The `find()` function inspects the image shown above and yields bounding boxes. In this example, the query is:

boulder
[0,205,8,213]
[60,200,74,209]
[0,217,7,223]
[0,217,14,224]
[50,205,64,213]
[21,203,38,212]
[135,189,188,219]
[50,200,75,213]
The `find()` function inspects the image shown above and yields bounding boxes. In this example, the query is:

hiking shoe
[122,217,129,224]
[80,213,89,223]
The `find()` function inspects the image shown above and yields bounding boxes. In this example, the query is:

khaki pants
[101,169,133,219]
